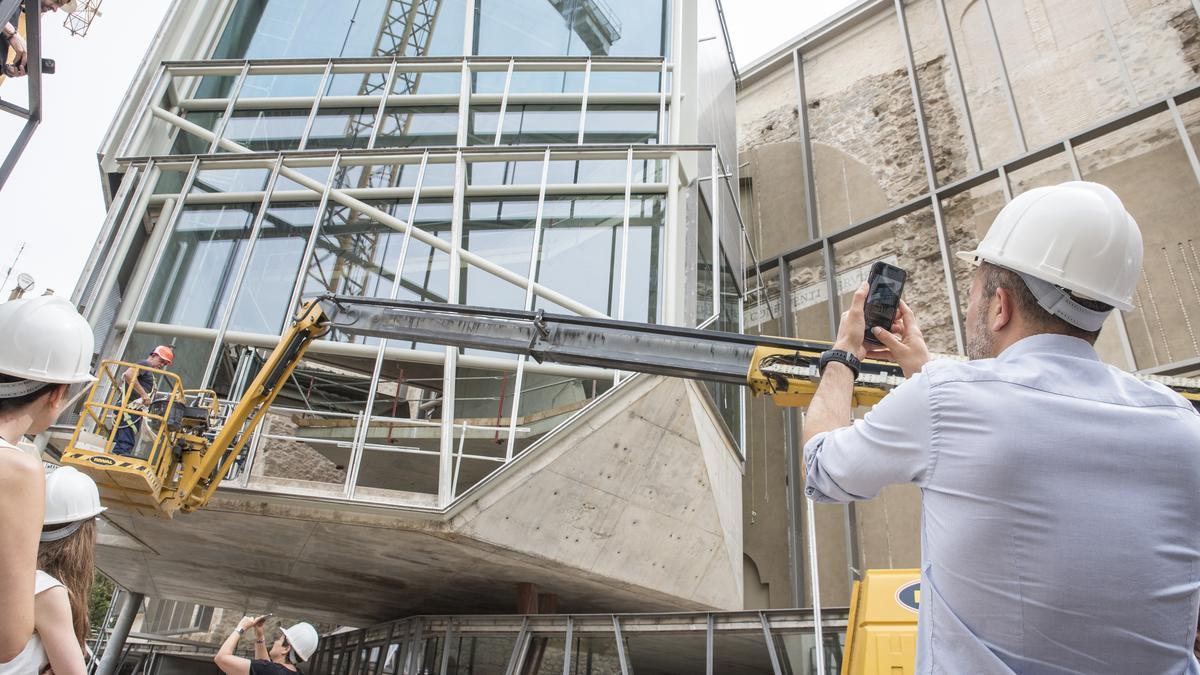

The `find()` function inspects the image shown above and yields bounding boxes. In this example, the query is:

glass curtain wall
[92,0,754,512]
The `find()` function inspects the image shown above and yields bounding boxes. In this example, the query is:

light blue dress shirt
[805,334,1200,674]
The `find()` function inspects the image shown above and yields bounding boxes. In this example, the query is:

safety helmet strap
[40,518,87,542]
[0,379,51,399]
[1015,271,1110,332]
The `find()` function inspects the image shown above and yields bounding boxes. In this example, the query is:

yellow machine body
[747,345,894,408]
[842,569,920,675]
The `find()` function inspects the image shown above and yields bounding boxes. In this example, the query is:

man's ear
[992,286,1015,333]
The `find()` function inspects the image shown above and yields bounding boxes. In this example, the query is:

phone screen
[863,262,907,345]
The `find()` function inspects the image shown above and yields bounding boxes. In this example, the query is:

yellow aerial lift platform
[62,295,1200,519]
[61,300,328,517]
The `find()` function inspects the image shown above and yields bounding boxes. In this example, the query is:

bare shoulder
[0,447,42,507]
[0,446,41,486]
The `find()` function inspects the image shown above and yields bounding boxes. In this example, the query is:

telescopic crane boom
[62,295,1200,518]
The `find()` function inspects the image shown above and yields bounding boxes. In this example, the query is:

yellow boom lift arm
[62,296,1200,520]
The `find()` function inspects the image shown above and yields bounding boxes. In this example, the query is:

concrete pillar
[517,582,539,614]
[95,591,143,675]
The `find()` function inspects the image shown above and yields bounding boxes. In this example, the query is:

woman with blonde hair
[0,466,105,675]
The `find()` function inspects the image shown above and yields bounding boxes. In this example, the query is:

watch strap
[819,349,861,379]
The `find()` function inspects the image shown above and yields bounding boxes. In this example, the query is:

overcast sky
[0,0,856,298]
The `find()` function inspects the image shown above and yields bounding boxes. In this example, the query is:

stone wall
[252,414,347,484]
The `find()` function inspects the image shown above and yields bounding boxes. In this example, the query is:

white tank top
[0,571,65,674]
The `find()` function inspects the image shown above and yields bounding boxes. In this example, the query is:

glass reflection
[474,0,669,58]
[140,204,259,329]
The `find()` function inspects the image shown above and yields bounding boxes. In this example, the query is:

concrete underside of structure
[94,376,746,626]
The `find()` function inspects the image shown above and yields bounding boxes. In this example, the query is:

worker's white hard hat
[41,466,105,542]
[59,0,79,13]
[0,296,96,395]
[956,181,1143,330]
[281,622,319,662]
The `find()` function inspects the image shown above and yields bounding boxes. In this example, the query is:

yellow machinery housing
[842,569,921,675]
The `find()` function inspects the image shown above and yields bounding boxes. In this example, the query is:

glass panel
[1078,109,1200,370]
[301,199,453,342]
[473,68,585,95]
[939,0,1023,167]
[375,107,460,148]
[711,630,775,674]
[588,69,664,94]
[1107,0,1198,103]
[451,366,515,462]
[460,196,537,311]
[1007,152,1074,198]
[223,109,310,152]
[474,0,670,57]
[274,163,335,192]
[139,204,259,330]
[904,0,978,185]
[939,178,1006,331]
[695,191,715,324]
[583,105,660,144]
[487,105,582,146]
[172,111,220,155]
[775,628,846,675]
[832,207,959,356]
[564,632,623,675]
[625,633,707,674]
[534,195,662,321]
[191,168,271,194]
[239,73,322,99]
[308,107,376,149]
[210,0,468,60]
[493,365,611,461]
[803,7,928,234]
[705,252,742,441]
[227,202,319,334]
[246,351,377,492]
[353,359,445,499]
[394,70,462,96]
[524,634,567,674]
[119,332,215,399]
[441,634,519,674]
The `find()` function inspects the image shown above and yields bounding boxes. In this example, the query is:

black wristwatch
[819,349,861,378]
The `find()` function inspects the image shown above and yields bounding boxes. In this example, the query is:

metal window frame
[0,0,44,188]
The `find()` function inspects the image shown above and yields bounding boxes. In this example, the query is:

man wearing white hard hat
[800,182,1200,673]
[0,295,95,664]
[215,615,320,675]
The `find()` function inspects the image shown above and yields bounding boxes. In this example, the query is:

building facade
[70,0,753,632]
[737,0,1200,610]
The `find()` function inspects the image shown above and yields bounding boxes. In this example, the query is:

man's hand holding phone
[867,299,930,378]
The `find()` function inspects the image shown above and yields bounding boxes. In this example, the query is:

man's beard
[965,307,995,360]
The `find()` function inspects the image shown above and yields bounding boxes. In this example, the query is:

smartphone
[863,261,907,346]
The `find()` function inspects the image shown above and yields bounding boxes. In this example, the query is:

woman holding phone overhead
[215,615,320,675]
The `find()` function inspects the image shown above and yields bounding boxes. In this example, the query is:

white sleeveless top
[0,571,65,674]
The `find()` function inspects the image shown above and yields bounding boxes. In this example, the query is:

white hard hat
[59,0,79,13]
[41,466,105,542]
[956,181,1143,328]
[281,622,319,662]
[0,296,96,393]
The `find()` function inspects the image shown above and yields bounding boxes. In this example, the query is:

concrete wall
[736,0,1200,607]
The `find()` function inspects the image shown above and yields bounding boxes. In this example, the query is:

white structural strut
[148,105,608,319]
